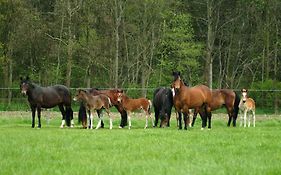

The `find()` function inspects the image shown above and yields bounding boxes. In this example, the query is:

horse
[117,93,153,129]
[191,89,240,127]
[153,87,173,127]
[171,72,212,130]
[20,76,74,128]
[73,89,112,129]
[78,88,127,129]
[239,88,256,127]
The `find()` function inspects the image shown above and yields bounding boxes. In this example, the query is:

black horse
[153,87,173,127]
[20,76,73,128]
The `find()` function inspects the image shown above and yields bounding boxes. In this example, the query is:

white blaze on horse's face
[20,83,28,95]
[73,97,77,101]
[117,93,122,102]
[171,88,175,97]
[241,89,248,102]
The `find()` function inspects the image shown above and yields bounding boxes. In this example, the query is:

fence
[1,88,281,114]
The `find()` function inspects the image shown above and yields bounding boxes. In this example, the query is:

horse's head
[241,88,248,103]
[117,92,123,103]
[171,76,183,94]
[20,76,32,95]
[159,110,169,128]
[73,89,87,101]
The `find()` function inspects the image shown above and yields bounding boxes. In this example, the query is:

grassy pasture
[0,111,281,175]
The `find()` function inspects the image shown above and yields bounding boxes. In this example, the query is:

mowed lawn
[0,111,281,175]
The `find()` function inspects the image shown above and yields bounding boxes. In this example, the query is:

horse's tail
[78,103,87,124]
[148,100,152,115]
[233,91,240,121]
[65,107,73,127]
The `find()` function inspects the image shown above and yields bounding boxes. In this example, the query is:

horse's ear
[26,76,30,81]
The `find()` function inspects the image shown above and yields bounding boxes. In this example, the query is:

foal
[117,93,153,129]
[74,89,113,129]
[239,89,256,127]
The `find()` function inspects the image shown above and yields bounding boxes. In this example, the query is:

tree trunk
[205,0,215,89]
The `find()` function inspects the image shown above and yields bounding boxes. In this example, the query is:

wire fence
[1,87,281,114]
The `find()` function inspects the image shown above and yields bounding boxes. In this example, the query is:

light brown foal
[239,88,256,127]
[117,93,153,129]
[74,89,112,129]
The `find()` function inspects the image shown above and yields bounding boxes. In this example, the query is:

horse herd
[19,72,256,130]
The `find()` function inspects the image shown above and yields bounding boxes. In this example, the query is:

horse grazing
[20,76,74,128]
[78,88,127,129]
[191,89,240,127]
[117,93,153,129]
[153,87,173,127]
[239,88,256,127]
[74,89,112,129]
[171,72,212,130]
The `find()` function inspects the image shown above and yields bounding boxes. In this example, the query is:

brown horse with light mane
[191,89,240,127]
[172,72,212,130]
[239,88,256,127]
[74,89,113,129]
[117,93,153,129]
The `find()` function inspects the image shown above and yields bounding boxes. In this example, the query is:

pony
[78,88,127,129]
[239,88,256,127]
[73,89,112,129]
[153,87,173,127]
[20,76,74,128]
[191,89,240,127]
[117,93,153,129]
[171,72,212,130]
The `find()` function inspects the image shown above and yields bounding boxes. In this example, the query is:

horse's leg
[207,111,212,129]
[183,112,188,130]
[191,110,198,127]
[178,112,182,130]
[31,106,36,128]
[37,107,41,128]
[128,112,131,129]
[154,108,159,127]
[106,109,113,130]
[243,110,247,127]
[58,104,66,128]
[87,110,91,129]
[90,110,94,129]
[95,110,103,130]
[227,108,233,127]
[96,109,104,128]
[253,110,256,127]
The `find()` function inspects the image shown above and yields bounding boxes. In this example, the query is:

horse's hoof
[201,128,204,130]
[184,127,187,130]
[119,126,123,129]
[60,126,64,129]
[70,125,74,128]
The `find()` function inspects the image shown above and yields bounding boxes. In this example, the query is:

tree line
[1,0,281,111]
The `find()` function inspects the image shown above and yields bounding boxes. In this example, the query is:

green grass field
[0,111,281,175]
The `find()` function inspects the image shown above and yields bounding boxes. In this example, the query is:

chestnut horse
[239,88,256,127]
[20,76,74,128]
[74,89,112,129]
[191,89,240,127]
[78,88,127,128]
[117,93,153,129]
[171,72,212,130]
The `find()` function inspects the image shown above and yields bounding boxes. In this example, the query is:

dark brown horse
[78,88,127,128]
[117,93,153,129]
[191,89,240,127]
[74,89,112,129]
[171,72,212,130]
[20,76,73,128]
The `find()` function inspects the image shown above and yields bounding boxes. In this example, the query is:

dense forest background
[1,0,281,112]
